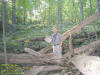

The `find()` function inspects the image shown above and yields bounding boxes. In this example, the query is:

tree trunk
[78,0,88,39]
[89,0,93,15]
[24,9,26,25]
[1,0,8,64]
[79,0,83,21]
[12,0,16,30]
[58,0,62,29]
[90,0,98,39]
[97,0,100,12]
[72,0,75,6]
[97,0,100,29]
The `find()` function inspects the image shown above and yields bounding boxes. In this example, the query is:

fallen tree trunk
[0,53,58,65]
[40,12,100,54]
[63,40,100,59]
[39,46,52,54]
[0,40,100,65]
[62,12,100,41]
[24,48,42,57]
[24,65,64,75]
[72,31,100,39]
[15,37,45,42]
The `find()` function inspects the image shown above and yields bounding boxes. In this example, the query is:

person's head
[53,26,58,34]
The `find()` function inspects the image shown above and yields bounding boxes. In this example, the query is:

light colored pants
[53,45,62,58]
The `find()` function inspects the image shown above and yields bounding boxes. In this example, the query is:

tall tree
[12,0,16,30]
[16,0,33,25]
[97,0,100,12]
[90,0,98,39]
[1,0,8,64]
[89,0,93,15]
[0,2,3,32]
[58,0,62,29]
[79,0,84,21]
[72,0,75,7]
[79,0,91,41]
[79,0,84,33]
[24,9,26,25]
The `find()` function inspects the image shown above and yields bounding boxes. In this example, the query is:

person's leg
[53,45,62,63]
[53,46,58,56]
[57,45,62,58]
[56,45,62,63]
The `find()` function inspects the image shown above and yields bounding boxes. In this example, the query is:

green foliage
[0,0,100,53]
[3,0,97,26]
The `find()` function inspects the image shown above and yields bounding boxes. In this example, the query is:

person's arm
[60,40,62,47]
[59,34,62,50]
[48,35,51,38]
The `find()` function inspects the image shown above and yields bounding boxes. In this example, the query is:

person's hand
[59,46,62,51]
[48,36,51,39]
[45,36,52,43]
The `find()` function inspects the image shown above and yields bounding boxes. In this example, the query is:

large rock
[72,55,100,75]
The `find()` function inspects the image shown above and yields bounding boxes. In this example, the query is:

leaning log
[62,12,100,41]
[72,31,100,39]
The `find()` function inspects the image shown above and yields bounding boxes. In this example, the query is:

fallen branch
[63,40,100,58]
[15,37,45,42]
[24,48,42,57]
[24,65,64,75]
